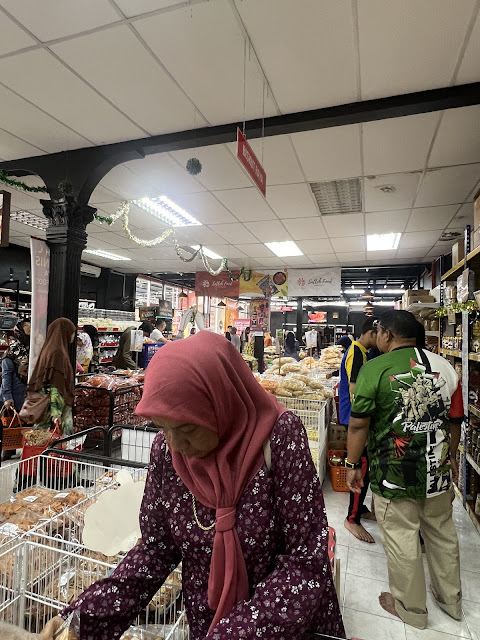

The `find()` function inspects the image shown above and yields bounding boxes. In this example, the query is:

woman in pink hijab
[44,331,344,640]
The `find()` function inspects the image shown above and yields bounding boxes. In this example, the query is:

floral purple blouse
[62,412,345,640]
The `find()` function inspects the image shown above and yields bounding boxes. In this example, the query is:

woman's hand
[40,616,64,639]
[4,398,14,408]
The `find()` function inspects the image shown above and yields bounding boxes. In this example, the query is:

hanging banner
[237,128,267,197]
[239,270,288,297]
[288,268,341,298]
[195,272,239,298]
[29,238,50,378]
[250,298,270,332]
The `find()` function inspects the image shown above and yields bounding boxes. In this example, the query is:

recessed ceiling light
[191,245,222,260]
[265,241,303,257]
[84,249,131,261]
[133,196,201,227]
[310,178,362,215]
[367,233,401,251]
[373,288,404,295]
[10,210,48,231]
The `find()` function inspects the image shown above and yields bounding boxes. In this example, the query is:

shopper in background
[339,317,378,543]
[346,310,463,629]
[82,325,99,372]
[284,330,299,360]
[0,320,30,461]
[189,327,196,336]
[27,317,76,436]
[150,318,169,344]
[225,325,233,341]
[113,322,153,370]
[229,326,241,351]
[42,332,345,640]
[76,331,93,374]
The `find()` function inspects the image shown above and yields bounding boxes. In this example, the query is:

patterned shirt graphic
[351,347,463,500]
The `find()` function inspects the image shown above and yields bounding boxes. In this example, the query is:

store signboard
[139,306,157,323]
[280,306,293,312]
[130,330,143,352]
[0,191,11,247]
[288,268,341,297]
[158,299,172,317]
[237,128,266,197]
[250,298,270,332]
[29,238,50,377]
[308,311,327,323]
[234,319,250,332]
[195,272,239,297]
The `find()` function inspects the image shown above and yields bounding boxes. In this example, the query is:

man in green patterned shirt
[345,310,463,629]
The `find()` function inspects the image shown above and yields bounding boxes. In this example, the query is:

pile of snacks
[318,346,344,369]
[257,369,333,401]
[74,376,146,433]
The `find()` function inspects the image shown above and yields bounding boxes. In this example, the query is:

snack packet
[54,611,81,640]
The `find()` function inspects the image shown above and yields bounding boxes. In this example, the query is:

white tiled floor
[323,480,480,640]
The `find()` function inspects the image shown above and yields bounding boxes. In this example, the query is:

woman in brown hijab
[28,317,76,435]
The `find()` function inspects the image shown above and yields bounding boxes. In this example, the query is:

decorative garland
[434,300,479,317]
[0,170,48,193]
[226,265,253,282]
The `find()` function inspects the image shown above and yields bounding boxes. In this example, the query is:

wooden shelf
[404,302,439,312]
[469,352,480,362]
[440,348,461,357]
[469,404,480,419]
[466,452,480,476]
[441,260,465,282]
[425,331,439,337]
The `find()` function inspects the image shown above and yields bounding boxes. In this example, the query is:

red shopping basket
[20,420,80,477]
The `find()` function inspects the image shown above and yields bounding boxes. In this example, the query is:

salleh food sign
[288,268,341,298]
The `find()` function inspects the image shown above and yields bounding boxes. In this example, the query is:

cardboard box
[451,241,465,265]
[328,423,347,442]
[471,226,480,251]
[474,188,480,231]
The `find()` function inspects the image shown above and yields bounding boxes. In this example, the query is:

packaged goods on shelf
[451,241,465,265]
[318,346,343,369]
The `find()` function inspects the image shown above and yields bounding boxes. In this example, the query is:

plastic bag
[54,611,80,640]
[120,626,167,640]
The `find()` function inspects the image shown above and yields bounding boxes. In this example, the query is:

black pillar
[42,197,96,328]
[296,296,303,342]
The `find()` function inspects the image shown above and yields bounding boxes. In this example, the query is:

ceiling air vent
[10,210,48,231]
[310,178,362,215]
[439,231,462,242]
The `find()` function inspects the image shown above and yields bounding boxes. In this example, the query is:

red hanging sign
[237,128,267,197]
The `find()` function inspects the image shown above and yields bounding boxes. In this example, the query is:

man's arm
[449,419,462,486]
[346,416,371,493]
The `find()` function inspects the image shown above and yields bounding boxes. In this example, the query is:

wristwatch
[345,459,362,469]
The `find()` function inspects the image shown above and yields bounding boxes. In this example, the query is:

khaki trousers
[374,488,462,629]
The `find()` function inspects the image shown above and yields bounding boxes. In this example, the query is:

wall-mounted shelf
[469,404,480,420]
[404,302,439,312]
[466,452,480,477]
[439,348,461,357]
[469,353,480,362]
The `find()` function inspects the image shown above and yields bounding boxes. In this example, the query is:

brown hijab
[28,317,76,405]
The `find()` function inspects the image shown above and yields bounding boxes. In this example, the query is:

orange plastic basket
[2,426,24,451]
[328,445,349,492]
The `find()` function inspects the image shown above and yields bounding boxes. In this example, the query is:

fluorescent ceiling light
[349,301,368,306]
[373,289,404,295]
[10,210,48,231]
[133,196,201,227]
[84,249,131,261]
[375,301,396,306]
[191,245,222,260]
[343,288,365,295]
[265,241,303,257]
[367,233,401,251]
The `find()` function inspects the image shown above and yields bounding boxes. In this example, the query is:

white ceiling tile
[456,10,480,84]
[358,0,477,99]
[453,202,474,226]
[51,26,198,136]
[235,244,276,258]
[365,210,410,234]
[9,190,43,211]
[236,0,357,113]
[266,183,319,219]
[0,0,119,41]
[229,257,263,269]
[243,135,304,186]
[247,220,291,243]
[207,223,257,244]
[134,1,276,125]
[90,187,119,205]
[297,239,334,255]
[398,230,441,249]
[331,236,366,252]
[323,213,365,238]
[213,188,276,222]
[200,244,246,260]
[171,145,252,191]
[100,165,158,200]
[335,251,366,263]
[0,11,36,54]
[363,113,438,174]
[123,154,205,195]
[291,125,362,182]
[406,205,458,232]
[428,106,480,167]
[284,257,313,267]
[171,193,236,225]
[426,246,447,258]
[308,256,340,267]
[113,0,184,18]
[0,128,44,160]
[396,247,432,259]
[414,165,480,207]
[181,227,225,246]
[364,249,398,261]
[0,84,88,153]
[282,217,327,240]
[255,257,290,269]
[364,173,421,212]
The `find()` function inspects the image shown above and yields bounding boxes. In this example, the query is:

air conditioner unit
[80,263,101,278]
